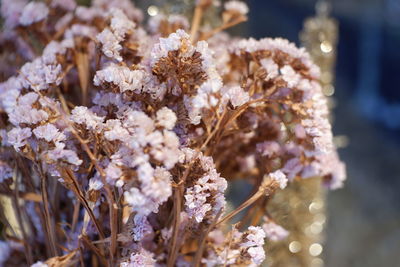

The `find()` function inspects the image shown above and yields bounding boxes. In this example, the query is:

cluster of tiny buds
[0,0,345,266]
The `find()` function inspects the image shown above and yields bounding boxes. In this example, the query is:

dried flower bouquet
[0,0,345,266]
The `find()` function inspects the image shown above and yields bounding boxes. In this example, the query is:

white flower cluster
[183,149,227,223]
[97,8,136,61]
[0,1,345,265]
[262,216,289,242]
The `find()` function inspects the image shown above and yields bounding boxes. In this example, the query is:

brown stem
[38,93,119,264]
[59,167,105,240]
[38,165,59,257]
[167,185,183,267]
[200,16,247,40]
[190,5,204,43]
[216,179,278,226]
[193,209,223,267]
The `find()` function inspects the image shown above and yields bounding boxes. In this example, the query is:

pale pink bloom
[224,1,249,15]
[88,178,103,191]
[105,162,123,183]
[42,41,67,64]
[150,29,192,64]
[280,65,301,88]
[155,107,177,130]
[262,217,289,241]
[149,130,182,169]
[96,29,123,61]
[19,2,49,26]
[0,77,24,114]
[20,59,63,91]
[46,143,82,166]
[70,106,105,132]
[7,127,32,150]
[269,170,288,189]
[124,187,159,216]
[260,58,279,80]
[94,64,145,92]
[241,226,266,247]
[104,119,130,142]
[109,8,135,38]
[184,154,227,223]
[33,124,66,143]
[142,167,172,204]
[123,110,155,134]
[8,105,49,126]
[93,92,123,107]
[222,85,249,107]
[247,247,266,266]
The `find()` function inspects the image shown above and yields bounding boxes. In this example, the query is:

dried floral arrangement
[0,0,346,266]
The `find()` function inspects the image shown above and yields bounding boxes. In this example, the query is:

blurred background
[139,0,400,265]
[246,0,400,266]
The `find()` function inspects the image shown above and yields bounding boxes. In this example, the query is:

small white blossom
[247,246,265,265]
[7,127,32,151]
[260,58,279,80]
[280,65,301,88]
[70,106,104,132]
[46,143,83,166]
[94,64,145,93]
[222,85,249,107]
[269,170,288,189]
[241,226,266,247]
[156,107,177,130]
[109,8,135,38]
[33,124,66,143]
[262,217,289,241]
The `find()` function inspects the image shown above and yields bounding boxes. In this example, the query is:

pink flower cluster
[0,0,345,266]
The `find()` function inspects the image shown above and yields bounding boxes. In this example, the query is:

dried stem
[167,160,196,267]
[216,178,278,226]
[193,209,223,267]
[37,164,59,257]
[201,16,247,41]
[190,4,205,42]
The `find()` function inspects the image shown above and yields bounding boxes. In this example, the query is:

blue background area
[244,0,400,265]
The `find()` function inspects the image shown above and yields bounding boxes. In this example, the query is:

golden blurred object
[267,1,339,266]
[266,178,326,267]
[300,0,339,97]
